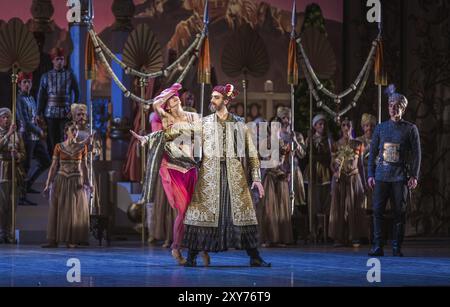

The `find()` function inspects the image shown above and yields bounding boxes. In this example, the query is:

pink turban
[212,84,239,101]
[154,83,182,102]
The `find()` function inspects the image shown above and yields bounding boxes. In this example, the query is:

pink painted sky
[0,0,342,31]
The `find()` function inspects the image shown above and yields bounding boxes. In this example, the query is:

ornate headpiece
[70,103,87,119]
[385,84,408,109]
[17,72,33,84]
[50,47,65,60]
[213,84,239,101]
[0,108,12,117]
[312,113,327,127]
[277,106,291,119]
[361,113,377,127]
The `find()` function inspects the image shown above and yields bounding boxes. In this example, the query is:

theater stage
[1,239,449,287]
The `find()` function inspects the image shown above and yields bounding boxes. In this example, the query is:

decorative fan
[221,24,269,79]
[122,23,163,73]
[0,18,40,72]
[299,27,336,79]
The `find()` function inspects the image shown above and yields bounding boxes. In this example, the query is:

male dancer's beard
[209,101,225,113]
[77,118,87,129]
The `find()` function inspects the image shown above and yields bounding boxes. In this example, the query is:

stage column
[109,0,135,160]
[69,0,93,105]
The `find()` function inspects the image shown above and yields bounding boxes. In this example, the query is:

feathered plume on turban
[385,84,408,109]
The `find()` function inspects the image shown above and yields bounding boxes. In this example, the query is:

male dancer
[368,85,421,257]
[183,84,270,267]
[0,108,25,243]
[37,48,80,154]
[71,103,102,214]
[16,72,51,200]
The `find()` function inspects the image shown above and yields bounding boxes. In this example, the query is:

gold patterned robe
[184,113,261,227]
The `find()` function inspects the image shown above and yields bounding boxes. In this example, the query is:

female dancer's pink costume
[150,86,198,250]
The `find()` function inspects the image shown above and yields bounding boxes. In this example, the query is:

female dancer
[146,111,176,248]
[131,83,209,265]
[329,118,367,247]
[259,117,294,247]
[304,114,333,241]
[42,122,91,248]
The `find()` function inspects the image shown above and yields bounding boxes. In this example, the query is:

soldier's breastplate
[383,143,400,163]
[380,133,405,165]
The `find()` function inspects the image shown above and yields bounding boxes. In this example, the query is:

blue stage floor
[1,239,449,287]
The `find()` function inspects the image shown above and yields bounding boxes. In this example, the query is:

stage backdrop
[0,0,343,100]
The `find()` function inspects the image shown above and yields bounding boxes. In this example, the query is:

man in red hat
[16,72,51,202]
[37,47,80,155]
[183,84,270,267]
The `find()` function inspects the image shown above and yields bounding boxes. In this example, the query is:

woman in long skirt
[329,118,367,247]
[42,122,91,248]
[259,117,294,247]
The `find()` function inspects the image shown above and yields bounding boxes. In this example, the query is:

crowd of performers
[135,82,420,264]
[0,47,421,266]
[0,48,99,248]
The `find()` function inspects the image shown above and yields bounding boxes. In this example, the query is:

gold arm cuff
[251,168,262,182]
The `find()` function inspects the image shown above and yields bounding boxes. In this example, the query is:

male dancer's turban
[213,84,239,101]
[361,113,377,127]
[50,47,65,60]
[17,72,33,84]
[0,108,12,117]
[312,114,327,127]
[70,103,87,119]
[385,84,408,109]
[277,107,291,119]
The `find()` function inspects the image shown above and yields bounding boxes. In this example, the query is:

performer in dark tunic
[368,85,421,257]
[183,84,270,267]
[16,72,51,200]
[37,48,80,155]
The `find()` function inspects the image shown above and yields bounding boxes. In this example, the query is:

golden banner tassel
[287,37,299,85]
[197,36,211,84]
[374,40,387,86]
[85,34,96,80]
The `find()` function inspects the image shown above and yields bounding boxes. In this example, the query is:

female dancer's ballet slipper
[171,249,187,265]
[201,252,211,267]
